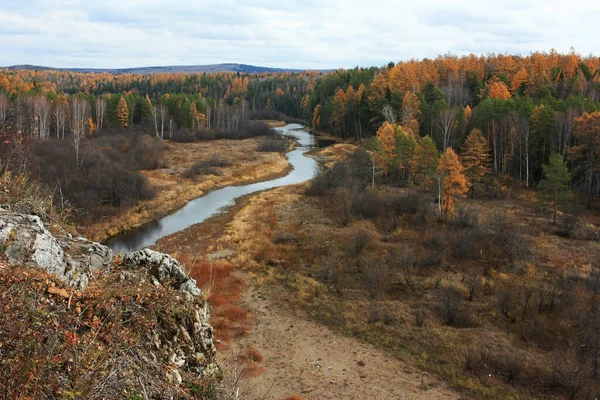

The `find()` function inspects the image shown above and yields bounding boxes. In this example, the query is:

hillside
[3,63,314,74]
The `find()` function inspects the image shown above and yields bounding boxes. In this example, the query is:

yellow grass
[83,137,290,241]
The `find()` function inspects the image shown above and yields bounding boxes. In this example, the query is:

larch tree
[116,96,129,128]
[461,129,492,198]
[487,79,512,100]
[312,105,321,129]
[435,148,469,220]
[85,117,95,136]
[401,92,421,135]
[538,153,573,225]
[375,121,397,175]
[410,135,439,190]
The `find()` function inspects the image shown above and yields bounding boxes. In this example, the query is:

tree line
[2,49,600,203]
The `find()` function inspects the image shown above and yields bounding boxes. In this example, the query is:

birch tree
[70,97,88,169]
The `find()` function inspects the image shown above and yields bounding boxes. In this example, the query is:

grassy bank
[82,136,291,242]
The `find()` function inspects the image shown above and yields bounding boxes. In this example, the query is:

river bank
[81,136,291,243]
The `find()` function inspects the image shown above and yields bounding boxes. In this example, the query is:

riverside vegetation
[3,50,600,399]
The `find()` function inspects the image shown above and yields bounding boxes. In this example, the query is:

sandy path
[232,279,461,400]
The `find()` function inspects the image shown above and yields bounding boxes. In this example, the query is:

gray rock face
[0,210,113,289]
[122,249,203,300]
[122,249,219,380]
[0,210,219,386]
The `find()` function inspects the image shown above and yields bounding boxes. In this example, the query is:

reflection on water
[105,124,319,253]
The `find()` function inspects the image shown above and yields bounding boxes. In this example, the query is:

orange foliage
[487,79,511,100]
[436,148,469,218]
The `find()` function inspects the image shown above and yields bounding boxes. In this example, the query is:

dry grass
[222,179,600,400]
[0,264,219,399]
[82,137,290,241]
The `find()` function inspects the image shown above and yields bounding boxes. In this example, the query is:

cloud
[0,0,598,69]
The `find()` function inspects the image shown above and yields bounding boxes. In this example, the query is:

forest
[2,49,600,205]
[3,50,600,399]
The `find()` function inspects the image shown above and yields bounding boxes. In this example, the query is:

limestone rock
[0,210,112,289]
[122,248,202,299]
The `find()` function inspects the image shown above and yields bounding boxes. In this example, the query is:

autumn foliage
[116,96,129,127]
[461,129,492,198]
[435,148,469,219]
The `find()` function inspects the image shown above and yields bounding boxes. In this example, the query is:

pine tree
[410,136,439,190]
[461,129,492,198]
[116,96,129,128]
[538,153,573,225]
[435,148,469,220]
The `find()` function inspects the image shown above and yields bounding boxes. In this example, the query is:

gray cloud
[0,0,597,69]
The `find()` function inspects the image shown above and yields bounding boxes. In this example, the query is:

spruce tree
[538,153,573,225]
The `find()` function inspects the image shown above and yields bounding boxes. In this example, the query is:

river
[105,124,322,253]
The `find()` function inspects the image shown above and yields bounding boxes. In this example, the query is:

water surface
[106,124,319,253]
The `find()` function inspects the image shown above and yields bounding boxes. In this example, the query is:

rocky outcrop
[121,248,218,380]
[122,248,202,300]
[0,210,113,289]
[0,210,220,388]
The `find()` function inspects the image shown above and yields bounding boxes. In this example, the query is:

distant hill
[3,63,323,74]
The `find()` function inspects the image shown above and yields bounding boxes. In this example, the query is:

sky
[0,0,598,70]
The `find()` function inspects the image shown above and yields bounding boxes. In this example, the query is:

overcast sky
[0,0,598,69]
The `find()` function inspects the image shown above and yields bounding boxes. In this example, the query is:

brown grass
[223,180,600,400]
[82,137,290,241]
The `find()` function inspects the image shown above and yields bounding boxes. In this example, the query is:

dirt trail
[231,276,461,400]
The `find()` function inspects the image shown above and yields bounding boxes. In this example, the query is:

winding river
[105,124,322,253]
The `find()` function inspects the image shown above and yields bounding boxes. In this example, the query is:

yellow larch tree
[116,96,129,128]
[435,148,469,220]
[461,129,492,198]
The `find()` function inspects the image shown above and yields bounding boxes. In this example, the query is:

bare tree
[150,106,160,137]
[437,107,457,150]
[96,97,106,132]
[159,103,167,139]
[32,96,51,139]
[0,94,9,129]
[206,103,212,129]
[517,114,531,187]
[168,117,174,139]
[381,104,397,124]
[70,98,88,169]
[54,100,68,140]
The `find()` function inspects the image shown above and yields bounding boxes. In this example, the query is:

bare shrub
[551,351,592,400]
[422,231,447,266]
[555,213,581,238]
[359,255,388,299]
[497,285,518,323]
[389,245,416,286]
[452,228,484,260]
[464,272,480,302]
[353,189,380,219]
[464,345,488,372]
[455,203,479,229]
[486,212,529,264]
[412,307,428,327]
[440,285,463,326]
[258,134,288,153]
[368,307,397,326]
[346,225,373,258]
[182,156,232,179]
